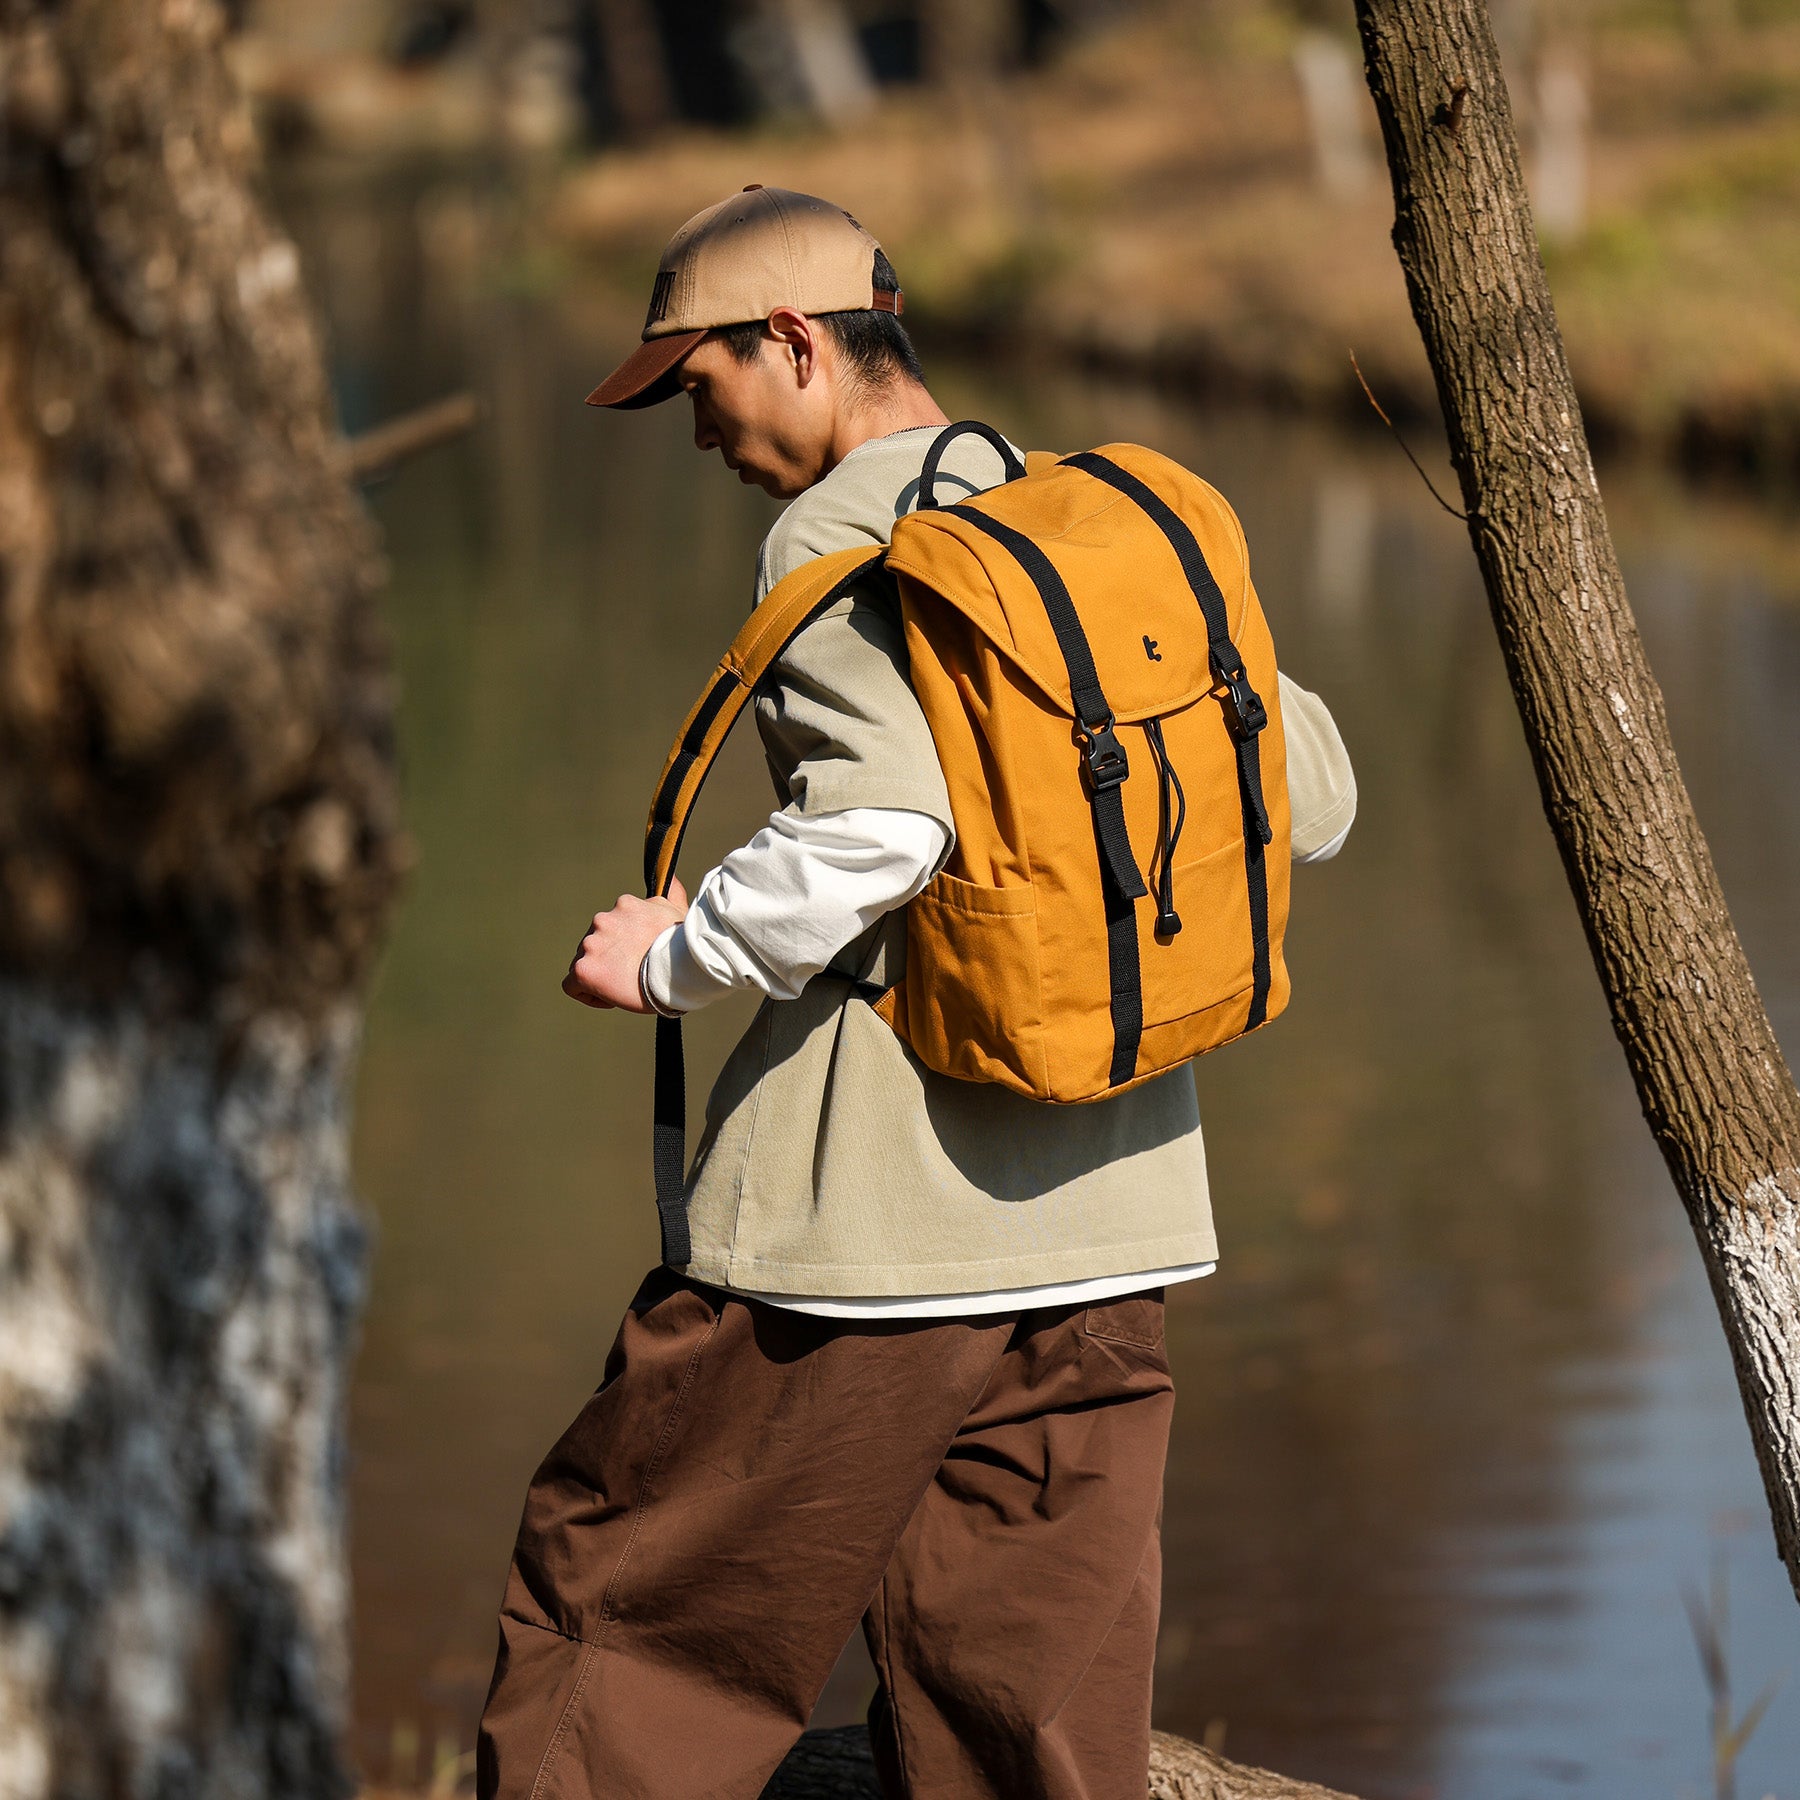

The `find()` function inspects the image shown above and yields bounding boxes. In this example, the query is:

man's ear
[765,307,820,389]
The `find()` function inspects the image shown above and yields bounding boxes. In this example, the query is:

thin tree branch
[1348,351,1468,520]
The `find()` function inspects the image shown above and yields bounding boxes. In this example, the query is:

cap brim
[584,329,708,410]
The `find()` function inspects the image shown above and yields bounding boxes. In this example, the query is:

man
[477,187,1356,1800]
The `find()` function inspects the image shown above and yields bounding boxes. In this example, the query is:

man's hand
[563,879,688,1013]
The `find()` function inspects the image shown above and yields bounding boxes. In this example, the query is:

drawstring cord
[1143,717,1186,939]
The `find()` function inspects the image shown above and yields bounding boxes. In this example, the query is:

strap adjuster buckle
[1219,665,1268,740]
[1079,719,1130,794]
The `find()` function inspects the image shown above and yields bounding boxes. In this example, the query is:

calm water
[289,175,1800,1799]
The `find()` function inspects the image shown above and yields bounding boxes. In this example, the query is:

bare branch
[341,391,480,484]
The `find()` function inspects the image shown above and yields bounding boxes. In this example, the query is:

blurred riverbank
[246,8,1800,478]
[539,11,1800,477]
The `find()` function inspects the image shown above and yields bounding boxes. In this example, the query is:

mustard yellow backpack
[643,423,1290,1253]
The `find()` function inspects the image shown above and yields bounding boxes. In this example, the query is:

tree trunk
[592,0,676,141]
[919,0,1017,91]
[1351,0,1800,1598]
[0,2,401,1793]
[776,0,877,125]
[762,1726,1363,1800]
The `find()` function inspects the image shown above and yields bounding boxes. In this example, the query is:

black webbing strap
[1233,730,1274,1028]
[1240,748,1273,1029]
[1064,452,1276,1029]
[950,505,1148,1088]
[644,579,872,1262]
[652,1014,689,1265]
[1095,813,1145,1086]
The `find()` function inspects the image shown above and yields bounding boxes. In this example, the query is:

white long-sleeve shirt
[642,805,1350,1017]
[643,807,950,1015]
[641,803,1349,1319]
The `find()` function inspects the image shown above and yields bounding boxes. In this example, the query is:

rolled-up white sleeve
[641,807,950,1015]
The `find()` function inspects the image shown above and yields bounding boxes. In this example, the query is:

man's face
[677,328,827,500]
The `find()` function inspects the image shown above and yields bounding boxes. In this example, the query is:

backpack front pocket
[902,872,1048,1096]
[1138,836,1258,1031]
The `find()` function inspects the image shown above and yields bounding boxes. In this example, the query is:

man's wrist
[639,931,686,1017]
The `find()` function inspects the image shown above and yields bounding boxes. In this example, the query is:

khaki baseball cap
[585,185,903,409]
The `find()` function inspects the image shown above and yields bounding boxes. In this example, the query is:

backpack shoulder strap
[642,545,886,899]
[643,543,885,1269]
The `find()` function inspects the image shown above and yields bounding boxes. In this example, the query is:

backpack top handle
[917,420,1026,511]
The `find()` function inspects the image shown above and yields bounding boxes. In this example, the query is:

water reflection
[284,176,1800,1798]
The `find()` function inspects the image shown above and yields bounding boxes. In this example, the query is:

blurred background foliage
[238,0,1800,477]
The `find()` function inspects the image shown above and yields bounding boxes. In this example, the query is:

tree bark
[0,2,401,1793]
[762,1726,1363,1800]
[591,0,676,141]
[1352,0,1800,1598]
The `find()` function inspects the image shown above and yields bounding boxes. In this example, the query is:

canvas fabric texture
[476,1268,1173,1800]
[678,425,1352,1297]
[872,441,1294,1099]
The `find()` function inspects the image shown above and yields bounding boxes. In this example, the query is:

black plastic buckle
[1219,665,1268,740]
[1078,719,1130,794]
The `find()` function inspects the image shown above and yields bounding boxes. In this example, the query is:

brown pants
[476,1268,1174,1800]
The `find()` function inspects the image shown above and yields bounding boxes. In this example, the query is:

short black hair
[713,250,925,392]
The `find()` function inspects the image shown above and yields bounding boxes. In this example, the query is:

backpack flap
[885,445,1251,725]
